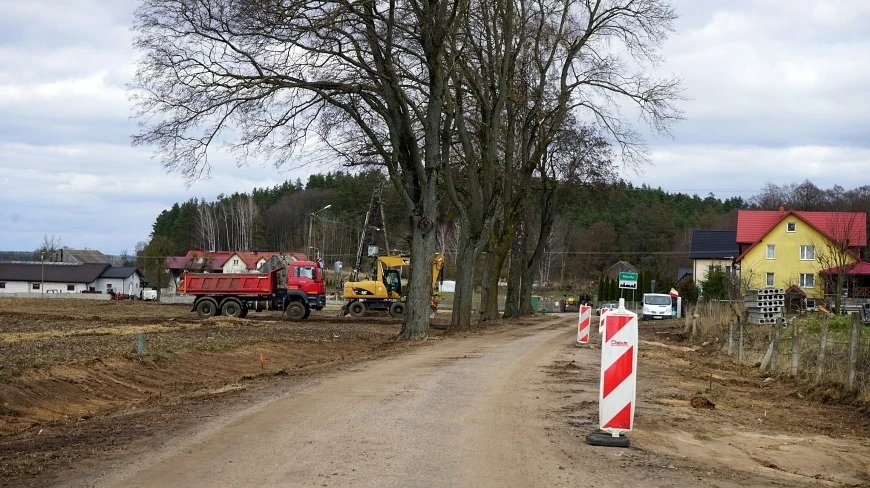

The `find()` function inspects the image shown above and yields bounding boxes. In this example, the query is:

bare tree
[814,212,865,313]
[455,0,681,322]
[132,0,465,339]
[33,234,64,261]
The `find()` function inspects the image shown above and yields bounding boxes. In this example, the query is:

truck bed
[181,273,274,296]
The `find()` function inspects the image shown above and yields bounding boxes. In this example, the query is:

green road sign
[618,272,638,289]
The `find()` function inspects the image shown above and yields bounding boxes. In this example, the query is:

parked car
[596,303,618,315]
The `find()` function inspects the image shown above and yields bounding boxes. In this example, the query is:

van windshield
[644,295,671,305]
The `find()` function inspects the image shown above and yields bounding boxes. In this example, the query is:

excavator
[341,253,445,318]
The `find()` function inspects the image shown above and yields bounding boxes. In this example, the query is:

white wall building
[0,262,143,296]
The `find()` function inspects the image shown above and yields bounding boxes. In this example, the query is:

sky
[0,0,868,254]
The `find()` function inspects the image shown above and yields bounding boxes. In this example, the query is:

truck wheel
[195,299,218,319]
[389,302,406,318]
[303,308,311,319]
[238,305,249,318]
[221,299,243,318]
[284,301,307,321]
[348,301,366,318]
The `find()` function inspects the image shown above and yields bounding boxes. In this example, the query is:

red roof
[736,210,866,246]
[820,262,870,275]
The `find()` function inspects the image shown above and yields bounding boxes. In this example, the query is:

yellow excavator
[341,253,445,318]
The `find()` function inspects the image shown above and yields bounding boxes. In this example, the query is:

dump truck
[341,253,444,318]
[179,259,326,321]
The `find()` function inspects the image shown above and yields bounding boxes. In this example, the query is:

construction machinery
[341,253,444,318]
[180,259,326,321]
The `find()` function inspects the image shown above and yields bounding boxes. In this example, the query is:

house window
[805,299,816,310]
[106,284,113,291]
[0,282,5,289]
[32,283,41,290]
[766,244,775,259]
[233,259,239,265]
[800,245,815,260]
[787,222,797,232]
[799,273,815,288]
[766,273,775,287]
[67,284,75,291]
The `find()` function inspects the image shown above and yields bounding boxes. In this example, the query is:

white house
[91,267,144,296]
[689,230,739,290]
[0,262,143,296]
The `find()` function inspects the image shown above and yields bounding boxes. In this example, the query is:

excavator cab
[384,268,402,297]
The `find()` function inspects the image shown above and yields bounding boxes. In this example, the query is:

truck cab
[283,261,327,311]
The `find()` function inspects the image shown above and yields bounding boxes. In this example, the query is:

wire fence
[685,301,870,402]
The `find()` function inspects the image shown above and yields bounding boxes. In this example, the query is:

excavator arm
[430,253,445,312]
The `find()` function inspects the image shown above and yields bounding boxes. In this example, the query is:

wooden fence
[686,302,869,399]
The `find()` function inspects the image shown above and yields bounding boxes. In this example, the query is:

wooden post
[691,313,698,341]
[728,320,735,356]
[790,317,799,376]
[847,312,860,390]
[769,320,782,372]
[816,315,829,384]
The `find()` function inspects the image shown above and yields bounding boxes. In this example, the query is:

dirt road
[55,315,869,488]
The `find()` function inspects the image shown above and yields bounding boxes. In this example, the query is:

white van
[142,289,158,301]
[642,293,672,320]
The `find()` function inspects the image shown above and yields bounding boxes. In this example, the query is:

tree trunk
[503,241,523,318]
[399,212,439,340]
[451,223,478,329]
[519,254,534,315]
[480,225,513,321]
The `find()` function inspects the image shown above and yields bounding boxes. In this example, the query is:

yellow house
[735,209,866,302]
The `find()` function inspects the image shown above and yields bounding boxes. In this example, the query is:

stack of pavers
[746,288,785,325]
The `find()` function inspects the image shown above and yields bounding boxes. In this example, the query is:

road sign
[618,272,638,290]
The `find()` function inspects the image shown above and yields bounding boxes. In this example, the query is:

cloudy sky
[0,0,868,253]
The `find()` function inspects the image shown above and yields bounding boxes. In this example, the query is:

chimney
[779,205,785,215]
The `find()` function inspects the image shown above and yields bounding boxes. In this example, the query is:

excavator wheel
[389,301,406,318]
[348,301,366,318]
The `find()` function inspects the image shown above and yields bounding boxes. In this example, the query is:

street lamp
[308,204,332,260]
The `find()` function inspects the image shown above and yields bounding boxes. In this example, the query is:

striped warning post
[577,305,591,344]
[597,307,611,334]
[598,306,638,436]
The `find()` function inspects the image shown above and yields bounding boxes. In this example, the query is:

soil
[1,298,868,487]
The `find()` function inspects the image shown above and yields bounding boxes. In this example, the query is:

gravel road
[57,315,868,488]
[61,317,584,487]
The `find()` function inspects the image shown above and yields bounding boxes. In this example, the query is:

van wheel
[284,301,307,321]
[195,299,218,318]
[348,301,366,318]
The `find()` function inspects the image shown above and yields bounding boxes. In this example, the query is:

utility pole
[41,251,45,297]
[308,204,332,260]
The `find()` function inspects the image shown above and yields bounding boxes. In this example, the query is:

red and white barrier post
[576,305,591,345]
[587,298,638,447]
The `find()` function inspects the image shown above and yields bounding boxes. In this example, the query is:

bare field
[0,297,448,484]
[1,298,869,487]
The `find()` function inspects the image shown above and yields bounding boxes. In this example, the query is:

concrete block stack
[746,288,785,325]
